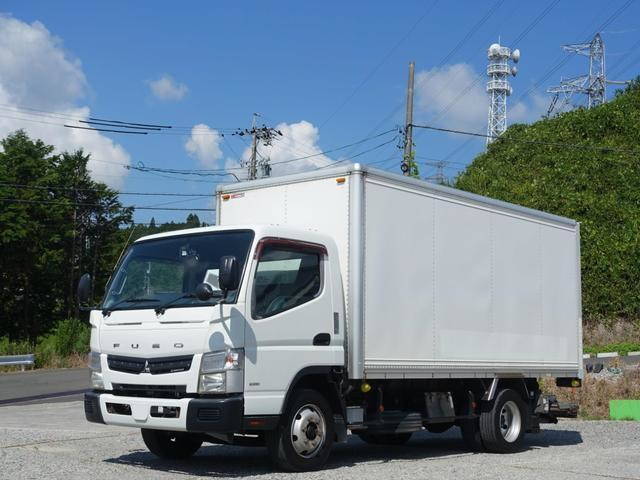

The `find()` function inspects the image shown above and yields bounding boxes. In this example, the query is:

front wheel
[266,389,334,471]
[141,429,203,459]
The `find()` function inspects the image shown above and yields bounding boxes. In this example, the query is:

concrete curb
[597,352,619,358]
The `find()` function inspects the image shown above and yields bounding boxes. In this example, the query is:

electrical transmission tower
[486,42,520,145]
[234,113,282,180]
[547,33,628,115]
[424,160,448,185]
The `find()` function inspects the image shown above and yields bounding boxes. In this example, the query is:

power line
[314,134,400,171]
[352,0,517,157]
[319,0,440,128]
[0,182,213,197]
[64,124,149,135]
[0,103,239,132]
[513,0,634,106]
[0,197,215,211]
[410,123,640,155]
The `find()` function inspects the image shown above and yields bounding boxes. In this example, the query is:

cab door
[243,238,342,416]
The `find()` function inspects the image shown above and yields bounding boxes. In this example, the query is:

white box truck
[80,163,582,471]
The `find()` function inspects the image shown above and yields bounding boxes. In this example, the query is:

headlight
[199,349,244,393]
[88,351,101,372]
[199,373,226,392]
[200,349,243,374]
[90,371,104,389]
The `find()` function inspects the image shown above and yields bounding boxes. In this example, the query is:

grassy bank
[0,318,90,371]
[542,367,640,419]
[583,319,640,355]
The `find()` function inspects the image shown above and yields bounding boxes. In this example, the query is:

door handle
[313,333,331,346]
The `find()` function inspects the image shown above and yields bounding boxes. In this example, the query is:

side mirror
[219,255,240,292]
[195,282,214,301]
[77,273,92,305]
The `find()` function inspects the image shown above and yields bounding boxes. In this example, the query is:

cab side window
[253,245,322,319]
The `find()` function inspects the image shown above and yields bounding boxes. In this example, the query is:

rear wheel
[479,389,527,453]
[141,429,203,459]
[358,432,412,445]
[266,389,334,471]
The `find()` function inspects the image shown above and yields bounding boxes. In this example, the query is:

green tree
[186,213,201,228]
[0,131,133,340]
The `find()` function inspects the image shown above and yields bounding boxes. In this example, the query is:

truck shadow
[104,427,583,477]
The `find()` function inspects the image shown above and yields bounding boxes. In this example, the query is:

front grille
[107,355,193,375]
[111,383,187,399]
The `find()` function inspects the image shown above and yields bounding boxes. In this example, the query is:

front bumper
[84,391,243,433]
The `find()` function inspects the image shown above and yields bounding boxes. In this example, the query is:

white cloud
[185,124,223,167]
[510,91,548,123]
[415,63,547,133]
[148,74,188,101]
[0,15,130,188]
[415,64,487,132]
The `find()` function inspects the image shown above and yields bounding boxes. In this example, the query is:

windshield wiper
[154,293,196,315]
[102,297,159,316]
[155,291,224,315]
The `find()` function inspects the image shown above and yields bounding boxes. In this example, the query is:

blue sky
[1,1,639,224]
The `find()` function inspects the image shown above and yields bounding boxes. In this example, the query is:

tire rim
[290,403,326,458]
[499,400,522,443]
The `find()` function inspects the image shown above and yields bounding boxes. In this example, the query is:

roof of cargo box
[217,163,577,228]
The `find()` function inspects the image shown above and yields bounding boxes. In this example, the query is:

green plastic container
[610,400,640,420]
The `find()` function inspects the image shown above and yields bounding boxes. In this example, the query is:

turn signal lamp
[336,177,346,184]
[360,382,372,393]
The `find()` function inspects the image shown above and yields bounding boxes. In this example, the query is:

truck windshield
[102,230,254,311]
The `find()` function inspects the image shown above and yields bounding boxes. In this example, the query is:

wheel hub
[290,404,326,458]
[499,400,522,443]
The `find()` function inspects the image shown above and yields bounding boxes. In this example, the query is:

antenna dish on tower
[488,43,501,57]
[511,49,520,62]
[511,66,518,76]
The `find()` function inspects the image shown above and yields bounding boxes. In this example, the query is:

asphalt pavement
[1,400,639,480]
[0,367,88,406]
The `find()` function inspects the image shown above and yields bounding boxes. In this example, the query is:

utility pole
[248,113,259,180]
[402,61,415,176]
[236,113,282,180]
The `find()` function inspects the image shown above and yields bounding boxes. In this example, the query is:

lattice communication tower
[486,42,520,145]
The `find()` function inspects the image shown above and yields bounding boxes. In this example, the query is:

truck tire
[141,429,203,459]
[357,432,412,445]
[266,389,334,471]
[479,389,527,453]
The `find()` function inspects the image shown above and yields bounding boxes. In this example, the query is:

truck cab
[83,225,346,469]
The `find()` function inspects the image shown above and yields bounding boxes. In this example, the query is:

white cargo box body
[217,164,582,381]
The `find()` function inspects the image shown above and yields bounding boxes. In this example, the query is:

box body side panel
[363,177,580,378]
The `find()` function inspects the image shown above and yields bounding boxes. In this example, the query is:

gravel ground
[1,401,640,480]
